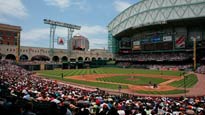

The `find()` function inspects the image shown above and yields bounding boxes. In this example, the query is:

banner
[189,32,202,41]
[141,39,149,44]
[151,36,160,43]
[190,35,201,41]
[132,41,141,50]
[132,46,141,50]
[57,37,64,45]
[120,41,131,48]
[175,35,185,48]
[163,36,172,41]
[133,41,140,46]
[120,50,131,53]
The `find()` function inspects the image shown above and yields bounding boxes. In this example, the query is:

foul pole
[193,37,197,71]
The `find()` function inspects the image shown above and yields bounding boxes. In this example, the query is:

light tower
[43,19,81,57]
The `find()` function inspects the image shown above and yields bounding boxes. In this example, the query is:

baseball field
[37,67,198,96]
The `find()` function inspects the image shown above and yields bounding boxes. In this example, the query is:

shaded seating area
[31,55,50,61]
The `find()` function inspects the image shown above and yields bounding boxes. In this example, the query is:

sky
[0,0,138,49]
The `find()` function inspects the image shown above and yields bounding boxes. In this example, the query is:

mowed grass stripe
[96,76,167,85]
[169,74,198,88]
[39,72,128,90]
[39,73,128,89]
[38,67,183,77]
[65,78,128,89]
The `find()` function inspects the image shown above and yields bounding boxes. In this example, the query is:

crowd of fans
[116,62,192,71]
[116,53,192,62]
[0,60,205,115]
[144,64,192,71]
[196,65,205,74]
[116,62,131,68]
[18,61,57,65]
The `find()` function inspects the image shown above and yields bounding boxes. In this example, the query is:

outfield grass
[96,76,167,85]
[136,90,188,95]
[37,67,194,95]
[38,67,184,77]
[65,78,128,90]
[169,74,198,88]
[40,74,128,90]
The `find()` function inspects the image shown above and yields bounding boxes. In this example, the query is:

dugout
[18,64,41,71]
[53,64,62,69]
[62,62,69,69]
[84,61,91,68]
[45,64,54,70]
[62,62,86,69]
[77,61,84,69]
[70,62,77,69]
[69,58,77,69]
[90,60,107,68]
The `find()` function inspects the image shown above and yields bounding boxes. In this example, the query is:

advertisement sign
[141,39,149,44]
[163,36,172,41]
[132,41,141,50]
[151,36,160,43]
[120,50,131,53]
[175,35,185,48]
[57,37,64,45]
[120,41,131,48]
[133,41,140,46]
[190,35,201,41]
[189,32,202,41]
[132,46,141,50]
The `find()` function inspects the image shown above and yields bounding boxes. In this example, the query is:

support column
[49,25,56,57]
[67,28,74,56]
[16,32,20,63]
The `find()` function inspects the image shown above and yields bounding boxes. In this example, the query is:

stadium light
[43,19,81,56]
[43,19,81,30]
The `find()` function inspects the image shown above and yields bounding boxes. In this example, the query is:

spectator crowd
[196,65,205,74]
[116,63,193,71]
[116,53,192,62]
[0,60,205,115]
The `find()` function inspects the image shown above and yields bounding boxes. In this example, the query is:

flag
[175,35,185,48]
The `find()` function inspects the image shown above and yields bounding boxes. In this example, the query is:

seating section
[0,60,205,115]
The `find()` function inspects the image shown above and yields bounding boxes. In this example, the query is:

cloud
[0,0,27,21]
[0,17,9,23]
[44,0,70,10]
[44,0,90,11]
[21,28,50,48]
[89,38,108,49]
[76,25,107,36]
[22,28,49,41]
[21,25,108,49]
[72,0,91,12]
[75,25,108,49]
[113,0,132,12]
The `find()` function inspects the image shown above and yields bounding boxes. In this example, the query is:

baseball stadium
[0,0,205,115]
